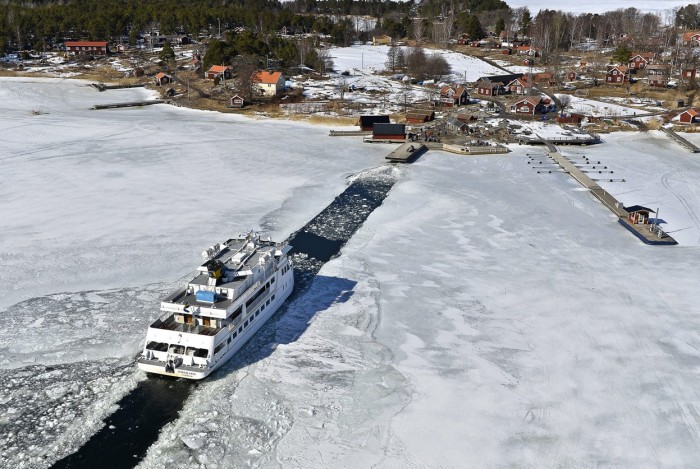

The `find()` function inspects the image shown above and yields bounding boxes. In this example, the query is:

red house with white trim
[65,41,108,56]
[439,85,469,106]
[606,65,628,84]
[507,76,531,95]
[679,108,700,124]
[510,96,544,115]
[628,52,654,70]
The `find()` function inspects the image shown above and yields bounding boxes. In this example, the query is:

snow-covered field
[5,78,700,467]
[296,44,507,113]
[330,44,505,82]
[560,94,650,118]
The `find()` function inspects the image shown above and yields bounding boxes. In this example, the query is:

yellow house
[372,35,392,46]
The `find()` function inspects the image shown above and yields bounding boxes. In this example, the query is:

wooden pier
[329,130,372,136]
[91,83,146,92]
[518,134,600,146]
[660,128,700,153]
[92,100,165,110]
[538,137,677,245]
[386,142,427,163]
[379,141,509,163]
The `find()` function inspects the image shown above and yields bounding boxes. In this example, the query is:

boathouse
[357,115,390,131]
[626,205,654,225]
[372,123,406,141]
[679,108,700,124]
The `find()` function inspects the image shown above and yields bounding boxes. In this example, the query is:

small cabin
[626,205,655,225]
[679,108,700,124]
[228,94,245,108]
[155,72,172,86]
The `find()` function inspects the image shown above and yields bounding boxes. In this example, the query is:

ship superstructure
[137,232,294,379]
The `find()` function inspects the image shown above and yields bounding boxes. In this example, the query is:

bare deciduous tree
[297,38,312,67]
[336,76,348,100]
[413,18,424,44]
[316,48,334,75]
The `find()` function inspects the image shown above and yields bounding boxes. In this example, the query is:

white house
[252,70,285,97]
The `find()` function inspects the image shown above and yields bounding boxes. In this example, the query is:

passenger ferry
[137,232,294,379]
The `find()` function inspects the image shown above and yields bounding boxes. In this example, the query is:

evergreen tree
[612,45,631,65]
[495,18,505,35]
[159,41,175,65]
[520,8,532,36]
[465,15,484,40]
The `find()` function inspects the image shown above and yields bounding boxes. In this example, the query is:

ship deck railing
[151,315,221,336]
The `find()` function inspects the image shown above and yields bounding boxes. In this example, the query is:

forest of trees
[4,0,700,68]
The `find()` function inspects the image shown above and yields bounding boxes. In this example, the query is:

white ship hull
[137,233,294,380]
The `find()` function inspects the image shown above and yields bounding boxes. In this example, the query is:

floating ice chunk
[180,433,207,450]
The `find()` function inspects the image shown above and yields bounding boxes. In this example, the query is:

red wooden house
[510,96,544,115]
[626,205,654,225]
[206,65,232,80]
[228,95,245,108]
[507,76,531,95]
[439,86,469,106]
[65,41,108,56]
[683,68,697,80]
[679,108,700,124]
[628,52,654,70]
[606,65,628,84]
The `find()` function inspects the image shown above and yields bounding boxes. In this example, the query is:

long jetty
[383,141,509,163]
[660,128,700,153]
[518,133,600,146]
[538,136,676,245]
[92,100,164,110]
[329,130,372,136]
[91,83,146,92]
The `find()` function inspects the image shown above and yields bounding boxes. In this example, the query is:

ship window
[146,341,168,352]
[271,277,275,284]
[169,345,186,355]
[232,331,237,339]
[191,348,209,358]
[244,319,249,327]
[214,342,226,355]
[271,294,275,301]
[227,337,231,344]
[231,306,243,319]
[238,326,243,333]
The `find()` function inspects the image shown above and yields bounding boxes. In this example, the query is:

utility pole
[217,18,221,39]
